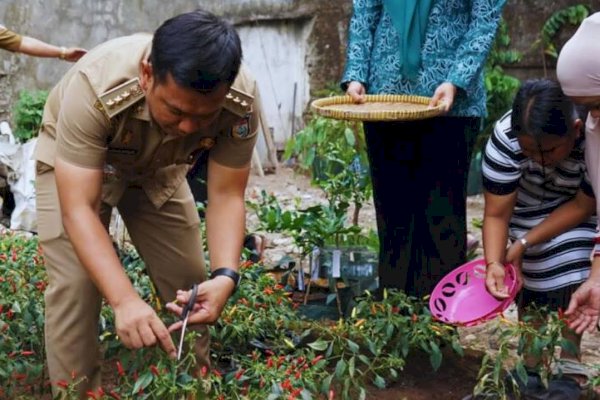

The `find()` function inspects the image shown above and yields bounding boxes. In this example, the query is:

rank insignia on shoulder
[223,87,253,117]
[97,78,145,119]
[231,115,251,139]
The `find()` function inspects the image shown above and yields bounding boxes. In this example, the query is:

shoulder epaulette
[96,78,144,119]
[223,87,253,117]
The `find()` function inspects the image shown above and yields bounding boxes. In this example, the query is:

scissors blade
[177,315,189,361]
[176,284,198,361]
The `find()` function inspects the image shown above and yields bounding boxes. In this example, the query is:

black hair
[150,9,242,93]
[511,79,579,140]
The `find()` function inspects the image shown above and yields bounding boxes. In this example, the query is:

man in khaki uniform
[35,9,258,396]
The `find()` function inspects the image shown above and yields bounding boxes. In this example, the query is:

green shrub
[12,90,48,143]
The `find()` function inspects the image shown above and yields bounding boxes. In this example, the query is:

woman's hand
[485,261,511,299]
[505,240,525,291]
[429,82,456,113]
[346,81,366,103]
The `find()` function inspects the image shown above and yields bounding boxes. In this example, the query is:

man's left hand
[165,276,235,331]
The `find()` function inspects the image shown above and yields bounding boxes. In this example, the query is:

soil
[246,166,600,400]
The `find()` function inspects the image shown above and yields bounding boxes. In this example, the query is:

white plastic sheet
[0,122,37,232]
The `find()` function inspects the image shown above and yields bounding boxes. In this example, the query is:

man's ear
[139,60,153,92]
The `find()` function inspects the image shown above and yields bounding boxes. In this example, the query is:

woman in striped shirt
[482,79,596,384]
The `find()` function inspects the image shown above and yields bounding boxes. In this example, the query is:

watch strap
[210,267,240,290]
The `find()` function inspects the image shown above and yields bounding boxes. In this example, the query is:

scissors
[176,283,199,361]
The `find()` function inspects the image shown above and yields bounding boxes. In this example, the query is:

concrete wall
[0,0,351,162]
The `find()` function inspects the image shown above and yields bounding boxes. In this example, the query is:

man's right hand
[346,81,366,103]
[113,296,177,358]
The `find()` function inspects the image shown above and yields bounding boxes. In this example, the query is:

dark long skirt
[364,116,480,299]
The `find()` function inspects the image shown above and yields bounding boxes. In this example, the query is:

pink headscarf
[557,12,600,96]
[557,12,600,217]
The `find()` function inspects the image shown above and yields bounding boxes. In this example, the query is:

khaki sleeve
[55,73,111,169]
[0,27,22,52]
[209,84,261,168]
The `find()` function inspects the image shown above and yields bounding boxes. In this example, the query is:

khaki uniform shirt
[35,34,259,208]
[0,26,22,51]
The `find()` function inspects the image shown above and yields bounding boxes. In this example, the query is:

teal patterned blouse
[342,0,506,118]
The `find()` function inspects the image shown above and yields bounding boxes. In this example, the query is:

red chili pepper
[86,390,97,399]
[56,380,69,389]
[21,350,35,356]
[263,287,274,295]
[200,365,208,377]
[311,355,324,365]
[109,391,121,400]
[234,368,244,380]
[329,389,335,400]
[150,365,160,376]
[116,361,125,377]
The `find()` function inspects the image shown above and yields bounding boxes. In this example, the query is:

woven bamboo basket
[310,94,444,121]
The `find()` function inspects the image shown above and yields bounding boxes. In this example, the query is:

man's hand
[165,277,235,332]
[429,82,457,113]
[565,279,600,334]
[346,81,366,103]
[113,296,176,358]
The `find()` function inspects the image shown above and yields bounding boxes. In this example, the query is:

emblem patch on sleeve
[231,115,251,138]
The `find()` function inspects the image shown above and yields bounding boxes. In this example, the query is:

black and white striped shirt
[482,111,596,291]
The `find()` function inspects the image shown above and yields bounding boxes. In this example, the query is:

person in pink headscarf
[557,12,600,335]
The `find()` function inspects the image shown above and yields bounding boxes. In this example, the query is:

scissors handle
[181,283,199,320]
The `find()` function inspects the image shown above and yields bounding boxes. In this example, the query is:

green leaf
[373,375,386,389]
[348,356,356,378]
[132,371,153,394]
[429,341,442,371]
[515,361,529,386]
[344,128,356,147]
[321,374,334,394]
[346,339,360,353]
[335,358,347,378]
[358,388,367,400]
[307,340,329,351]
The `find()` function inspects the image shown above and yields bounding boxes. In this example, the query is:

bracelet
[210,267,240,292]
[485,260,504,268]
[519,237,529,249]
[59,46,67,60]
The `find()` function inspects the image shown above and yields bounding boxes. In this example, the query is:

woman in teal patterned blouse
[342,0,506,298]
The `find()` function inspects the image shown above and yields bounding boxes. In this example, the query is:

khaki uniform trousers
[36,168,209,397]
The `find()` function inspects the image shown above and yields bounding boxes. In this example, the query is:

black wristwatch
[210,267,240,292]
